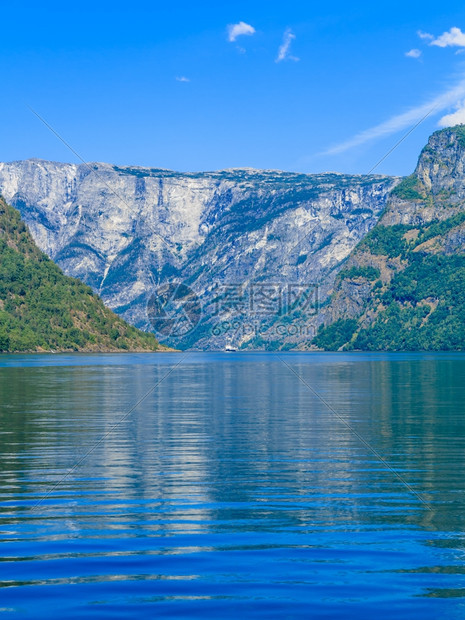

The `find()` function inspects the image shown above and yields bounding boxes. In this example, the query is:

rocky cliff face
[314,126,465,351]
[0,159,397,349]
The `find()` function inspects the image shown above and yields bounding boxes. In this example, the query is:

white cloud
[175,76,190,83]
[430,27,465,48]
[438,102,465,126]
[323,77,465,155]
[227,22,255,43]
[417,30,434,41]
[276,28,299,63]
[406,48,422,59]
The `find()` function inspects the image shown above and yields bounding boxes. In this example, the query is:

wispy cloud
[276,28,299,63]
[175,76,190,83]
[430,27,465,48]
[439,101,465,126]
[406,48,422,59]
[227,22,255,43]
[323,77,465,155]
[417,30,434,41]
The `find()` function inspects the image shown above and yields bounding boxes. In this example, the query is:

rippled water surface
[1,352,465,618]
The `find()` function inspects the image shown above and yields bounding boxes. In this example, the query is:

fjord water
[1,353,465,618]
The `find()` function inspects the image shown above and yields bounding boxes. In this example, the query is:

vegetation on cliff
[314,126,465,351]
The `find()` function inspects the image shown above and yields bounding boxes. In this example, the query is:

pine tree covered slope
[0,197,164,352]
[314,125,465,351]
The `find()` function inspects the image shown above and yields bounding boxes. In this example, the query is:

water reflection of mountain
[2,354,465,537]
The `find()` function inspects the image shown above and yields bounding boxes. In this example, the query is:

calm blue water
[1,352,465,618]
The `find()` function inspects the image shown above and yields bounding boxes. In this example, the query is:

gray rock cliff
[0,160,398,349]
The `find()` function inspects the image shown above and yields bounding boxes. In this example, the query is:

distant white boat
[225,344,237,352]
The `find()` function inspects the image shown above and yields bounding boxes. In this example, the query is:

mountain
[0,196,164,352]
[314,125,465,351]
[0,161,397,349]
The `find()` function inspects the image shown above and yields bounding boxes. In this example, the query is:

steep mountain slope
[314,125,465,351]
[0,161,397,349]
[0,197,163,352]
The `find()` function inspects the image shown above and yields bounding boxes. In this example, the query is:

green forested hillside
[314,224,465,350]
[0,197,163,352]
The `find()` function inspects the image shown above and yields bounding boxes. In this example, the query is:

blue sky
[2,0,465,175]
